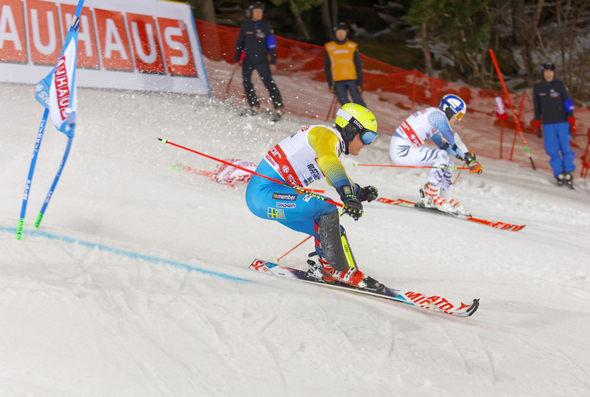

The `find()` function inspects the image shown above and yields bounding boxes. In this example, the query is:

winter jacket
[234,19,277,65]
[533,78,574,125]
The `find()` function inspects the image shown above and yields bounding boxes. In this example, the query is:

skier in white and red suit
[389,94,482,216]
[245,103,383,291]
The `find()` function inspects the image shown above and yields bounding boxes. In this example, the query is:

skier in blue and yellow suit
[246,103,382,290]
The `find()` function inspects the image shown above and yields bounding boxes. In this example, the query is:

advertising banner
[0,0,210,94]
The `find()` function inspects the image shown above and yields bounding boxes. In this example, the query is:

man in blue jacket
[234,2,283,120]
[533,62,577,188]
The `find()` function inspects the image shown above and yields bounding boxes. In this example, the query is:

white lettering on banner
[30,9,56,55]
[54,57,70,119]
[164,26,188,65]
[131,22,157,63]
[104,19,128,60]
[0,5,21,50]
[0,0,209,94]
[127,13,165,73]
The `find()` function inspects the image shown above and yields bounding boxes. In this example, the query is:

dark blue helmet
[250,1,265,10]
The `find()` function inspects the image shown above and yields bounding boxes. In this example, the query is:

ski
[171,164,238,189]
[377,197,526,232]
[171,164,326,194]
[249,259,479,318]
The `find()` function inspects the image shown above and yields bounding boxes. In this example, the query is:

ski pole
[489,49,536,170]
[223,64,239,101]
[353,163,469,170]
[276,210,344,262]
[158,138,343,208]
[453,170,463,185]
[277,235,312,262]
[224,52,246,101]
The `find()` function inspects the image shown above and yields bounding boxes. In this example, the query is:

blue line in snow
[0,226,251,282]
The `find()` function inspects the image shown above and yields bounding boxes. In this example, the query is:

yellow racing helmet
[335,103,378,149]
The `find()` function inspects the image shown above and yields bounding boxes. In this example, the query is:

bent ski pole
[158,138,343,208]
[354,163,469,170]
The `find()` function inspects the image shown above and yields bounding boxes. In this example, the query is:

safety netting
[196,19,590,178]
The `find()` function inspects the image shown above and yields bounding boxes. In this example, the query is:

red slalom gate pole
[158,138,343,208]
[353,163,469,170]
[489,49,536,170]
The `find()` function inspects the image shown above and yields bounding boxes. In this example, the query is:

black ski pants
[335,80,366,107]
[242,58,283,109]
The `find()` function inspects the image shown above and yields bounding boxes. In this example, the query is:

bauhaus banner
[0,0,210,94]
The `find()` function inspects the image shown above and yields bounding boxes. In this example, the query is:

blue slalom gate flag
[16,0,84,240]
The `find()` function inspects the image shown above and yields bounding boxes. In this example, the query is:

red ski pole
[158,138,343,208]
[353,163,469,170]
[277,235,312,262]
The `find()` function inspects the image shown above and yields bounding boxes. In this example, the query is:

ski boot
[556,172,566,187]
[305,259,325,282]
[419,183,453,213]
[240,105,260,117]
[309,257,384,293]
[565,172,574,189]
[270,109,283,122]
[448,199,472,217]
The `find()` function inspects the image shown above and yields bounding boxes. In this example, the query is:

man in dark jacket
[234,2,283,119]
[533,62,577,188]
[324,23,366,107]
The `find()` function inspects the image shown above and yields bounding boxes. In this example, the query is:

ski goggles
[542,62,555,71]
[359,129,378,145]
[454,110,466,121]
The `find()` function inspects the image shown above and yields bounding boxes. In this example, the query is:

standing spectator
[234,1,283,120]
[533,62,577,189]
[324,23,366,108]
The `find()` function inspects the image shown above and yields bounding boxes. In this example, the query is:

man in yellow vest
[324,22,366,107]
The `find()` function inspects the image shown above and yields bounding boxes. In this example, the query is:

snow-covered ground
[1,81,590,397]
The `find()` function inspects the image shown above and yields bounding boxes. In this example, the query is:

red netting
[196,19,590,178]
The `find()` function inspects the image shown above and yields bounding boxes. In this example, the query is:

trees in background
[188,0,590,101]
[406,0,590,100]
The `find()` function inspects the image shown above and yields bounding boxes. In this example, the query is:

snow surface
[1,81,590,397]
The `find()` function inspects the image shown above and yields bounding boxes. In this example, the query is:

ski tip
[158,138,167,143]
[467,298,480,316]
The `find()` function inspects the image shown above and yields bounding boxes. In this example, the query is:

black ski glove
[337,185,363,221]
[464,151,476,164]
[356,184,378,202]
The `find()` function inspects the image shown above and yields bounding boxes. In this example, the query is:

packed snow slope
[1,82,590,397]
